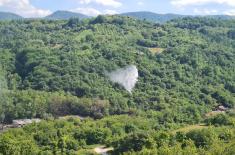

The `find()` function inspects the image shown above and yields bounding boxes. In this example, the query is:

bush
[137,39,157,47]
[112,132,154,153]
[205,114,234,126]
[186,129,216,148]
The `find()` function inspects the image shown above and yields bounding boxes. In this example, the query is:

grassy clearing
[76,29,93,41]
[172,124,208,134]
[76,145,100,155]
[148,47,165,54]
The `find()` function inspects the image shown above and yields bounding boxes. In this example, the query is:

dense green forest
[0,15,235,154]
[0,114,235,154]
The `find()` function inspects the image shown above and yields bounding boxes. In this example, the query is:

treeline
[0,114,234,154]
[0,89,205,127]
[0,90,110,123]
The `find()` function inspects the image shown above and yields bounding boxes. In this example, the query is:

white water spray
[107,65,138,93]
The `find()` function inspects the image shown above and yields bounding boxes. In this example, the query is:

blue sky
[0,0,235,17]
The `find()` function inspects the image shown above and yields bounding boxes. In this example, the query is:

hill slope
[45,10,89,20]
[121,11,235,23]
[121,11,186,23]
[0,14,235,155]
[0,15,234,121]
[0,12,23,20]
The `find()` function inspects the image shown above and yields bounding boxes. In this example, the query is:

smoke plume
[107,65,138,93]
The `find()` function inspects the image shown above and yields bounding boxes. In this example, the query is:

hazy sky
[0,0,235,17]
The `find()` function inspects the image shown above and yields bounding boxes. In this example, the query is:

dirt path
[94,145,113,155]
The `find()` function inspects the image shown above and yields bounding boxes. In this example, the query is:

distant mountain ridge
[0,11,89,21]
[0,12,23,20]
[0,10,235,22]
[121,11,186,23]
[120,11,235,23]
[45,10,90,20]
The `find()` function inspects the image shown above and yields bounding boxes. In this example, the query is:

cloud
[104,9,118,15]
[71,7,101,16]
[0,0,51,17]
[79,0,122,8]
[171,0,235,7]
[137,1,144,6]
[223,9,235,15]
[194,8,218,15]
[71,7,118,16]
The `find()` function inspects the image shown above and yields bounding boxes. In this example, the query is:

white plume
[107,65,138,93]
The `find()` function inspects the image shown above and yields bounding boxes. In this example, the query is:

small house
[216,106,228,111]
[12,119,41,128]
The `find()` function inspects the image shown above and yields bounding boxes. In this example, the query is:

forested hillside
[121,11,235,23]
[45,11,89,20]
[121,11,186,23]
[0,15,235,154]
[0,12,23,20]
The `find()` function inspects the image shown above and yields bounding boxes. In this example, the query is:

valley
[0,14,234,154]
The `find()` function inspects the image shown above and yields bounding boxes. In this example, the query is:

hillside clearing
[148,47,165,54]
[172,124,208,134]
